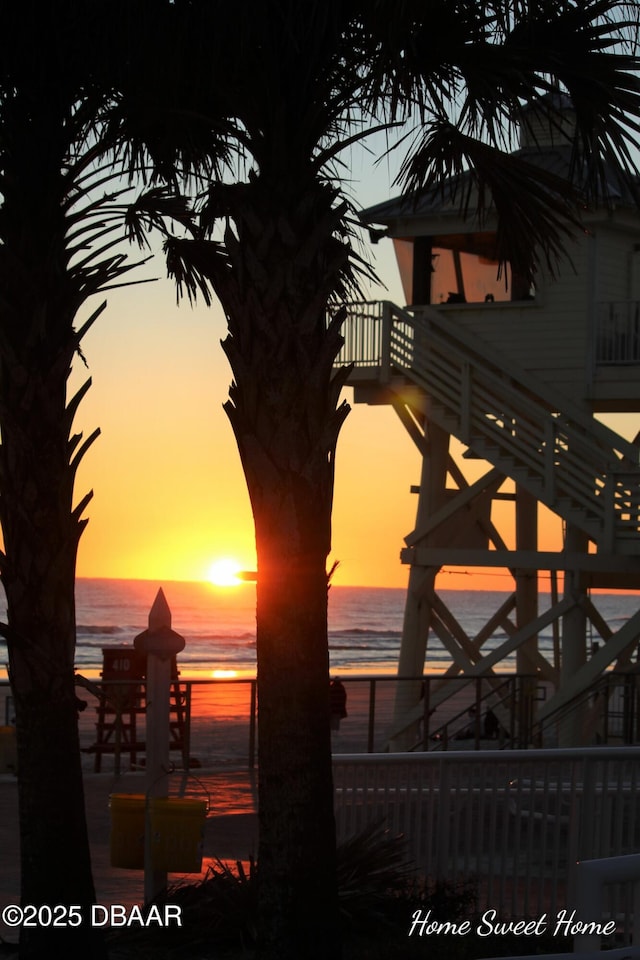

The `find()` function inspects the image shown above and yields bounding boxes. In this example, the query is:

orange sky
[72,258,429,588]
[69,148,638,590]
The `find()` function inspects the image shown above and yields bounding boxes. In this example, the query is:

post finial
[148,587,171,632]
[134,588,185,658]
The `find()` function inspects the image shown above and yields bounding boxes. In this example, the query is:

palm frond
[164,236,222,307]
[502,0,640,196]
[399,118,584,280]
[360,0,640,283]
[336,820,415,912]
[124,186,194,249]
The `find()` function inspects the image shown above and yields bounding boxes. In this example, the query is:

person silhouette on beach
[484,708,499,739]
[330,677,348,731]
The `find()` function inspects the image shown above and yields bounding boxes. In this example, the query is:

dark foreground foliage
[103,822,567,959]
[0,813,582,960]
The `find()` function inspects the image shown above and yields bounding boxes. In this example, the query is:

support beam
[405,468,503,546]
[391,421,449,749]
[516,486,539,674]
[464,596,577,675]
[560,526,590,745]
[391,395,429,455]
[538,607,640,724]
[400,547,640,576]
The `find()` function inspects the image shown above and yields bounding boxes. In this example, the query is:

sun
[207,558,243,587]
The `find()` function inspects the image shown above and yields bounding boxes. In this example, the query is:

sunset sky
[68,145,407,589]
[69,145,635,590]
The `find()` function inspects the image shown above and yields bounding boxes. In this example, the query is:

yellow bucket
[109,794,145,869]
[148,797,207,873]
[110,794,207,872]
[0,726,17,774]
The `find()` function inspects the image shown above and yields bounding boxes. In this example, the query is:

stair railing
[338,300,640,552]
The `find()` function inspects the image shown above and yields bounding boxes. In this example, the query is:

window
[393,232,534,306]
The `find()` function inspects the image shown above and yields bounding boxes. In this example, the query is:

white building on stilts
[339,100,640,749]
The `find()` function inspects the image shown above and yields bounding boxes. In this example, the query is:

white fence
[333,747,640,937]
[575,854,640,951]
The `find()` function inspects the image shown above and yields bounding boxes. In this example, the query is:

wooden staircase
[339,300,640,555]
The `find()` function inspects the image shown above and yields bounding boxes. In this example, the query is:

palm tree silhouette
[147,3,640,956]
[1,2,640,959]
[0,3,188,955]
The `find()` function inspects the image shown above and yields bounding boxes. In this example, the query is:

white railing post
[380,301,392,383]
[134,588,186,904]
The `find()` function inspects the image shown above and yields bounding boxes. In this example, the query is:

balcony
[596,302,640,366]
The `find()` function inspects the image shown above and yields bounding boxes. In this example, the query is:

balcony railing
[596,302,640,365]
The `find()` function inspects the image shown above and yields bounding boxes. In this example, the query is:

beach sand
[71,672,484,770]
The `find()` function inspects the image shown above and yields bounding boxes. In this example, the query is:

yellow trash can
[109,794,145,869]
[109,794,207,872]
[0,726,17,773]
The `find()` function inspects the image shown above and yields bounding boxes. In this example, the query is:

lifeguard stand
[91,646,187,771]
[339,97,640,747]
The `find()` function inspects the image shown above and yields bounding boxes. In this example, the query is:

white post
[134,588,185,904]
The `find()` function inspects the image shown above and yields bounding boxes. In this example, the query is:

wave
[76,640,133,652]
[184,632,256,643]
[329,642,401,652]
[76,628,257,643]
[59,581,640,680]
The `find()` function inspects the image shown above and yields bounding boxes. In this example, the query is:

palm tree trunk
[254,548,340,959]
[1,416,101,959]
[213,169,351,959]
[0,93,105,959]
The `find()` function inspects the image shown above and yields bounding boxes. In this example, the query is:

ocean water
[1,577,639,679]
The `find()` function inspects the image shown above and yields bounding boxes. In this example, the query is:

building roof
[361,143,640,229]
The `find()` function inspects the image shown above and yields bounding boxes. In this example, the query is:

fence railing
[333,746,640,935]
[2,673,555,771]
[533,672,640,749]
[419,674,540,750]
[3,672,639,776]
